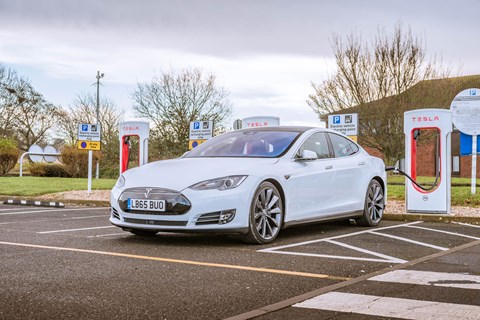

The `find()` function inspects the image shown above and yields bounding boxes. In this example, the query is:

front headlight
[189,175,247,191]
[115,175,125,189]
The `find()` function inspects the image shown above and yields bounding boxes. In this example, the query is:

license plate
[127,199,166,212]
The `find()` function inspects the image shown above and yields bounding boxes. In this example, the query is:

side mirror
[296,150,318,161]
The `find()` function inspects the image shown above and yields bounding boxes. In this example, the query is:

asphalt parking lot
[0,204,479,319]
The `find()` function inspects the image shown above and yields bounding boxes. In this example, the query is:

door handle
[325,165,333,170]
[358,161,366,166]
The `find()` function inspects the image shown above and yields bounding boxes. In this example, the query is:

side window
[297,133,331,159]
[328,133,359,158]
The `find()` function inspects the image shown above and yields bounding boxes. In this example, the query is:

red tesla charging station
[119,121,149,174]
[404,109,452,214]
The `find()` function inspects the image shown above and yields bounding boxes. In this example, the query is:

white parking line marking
[452,222,480,229]
[326,239,407,263]
[294,292,480,319]
[369,270,480,290]
[0,215,107,225]
[258,222,422,263]
[369,231,449,251]
[0,207,108,216]
[257,249,404,264]
[407,225,480,240]
[0,241,350,281]
[38,226,115,234]
[87,233,128,238]
[260,221,423,252]
[0,208,43,212]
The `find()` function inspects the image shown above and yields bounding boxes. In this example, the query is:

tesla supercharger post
[119,121,149,174]
[404,109,452,214]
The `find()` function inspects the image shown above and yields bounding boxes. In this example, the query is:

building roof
[331,74,480,115]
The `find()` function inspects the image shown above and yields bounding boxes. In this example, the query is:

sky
[0,0,479,129]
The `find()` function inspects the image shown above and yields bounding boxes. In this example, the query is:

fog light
[219,209,236,224]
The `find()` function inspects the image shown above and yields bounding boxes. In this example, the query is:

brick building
[336,75,480,178]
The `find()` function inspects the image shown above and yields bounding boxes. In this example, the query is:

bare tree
[1,64,61,150]
[133,68,232,158]
[0,66,22,137]
[308,23,448,163]
[57,92,124,165]
[9,79,60,151]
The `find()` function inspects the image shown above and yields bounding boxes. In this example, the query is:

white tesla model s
[110,126,386,244]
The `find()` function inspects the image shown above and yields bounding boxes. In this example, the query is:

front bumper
[110,183,254,234]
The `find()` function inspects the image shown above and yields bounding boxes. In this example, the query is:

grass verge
[0,176,116,196]
[388,185,480,207]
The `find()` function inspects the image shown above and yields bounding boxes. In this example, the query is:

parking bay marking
[0,207,109,216]
[452,222,480,229]
[259,221,423,264]
[369,269,480,290]
[406,225,480,240]
[0,215,107,225]
[368,231,449,251]
[0,241,350,281]
[293,292,480,319]
[38,226,115,234]
[259,221,480,264]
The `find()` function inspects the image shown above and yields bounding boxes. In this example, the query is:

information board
[450,88,480,135]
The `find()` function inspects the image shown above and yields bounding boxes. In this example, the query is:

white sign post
[450,88,480,194]
[78,124,102,193]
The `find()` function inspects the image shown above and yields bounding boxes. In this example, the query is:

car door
[285,132,338,222]
[326,133,368,212]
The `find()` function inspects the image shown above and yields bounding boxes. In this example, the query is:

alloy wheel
[253,186,282,241]
[367,182,384,223]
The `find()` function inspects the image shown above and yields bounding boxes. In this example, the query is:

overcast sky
[1,0,479,128]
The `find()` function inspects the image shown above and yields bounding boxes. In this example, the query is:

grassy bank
[0,176,116,196]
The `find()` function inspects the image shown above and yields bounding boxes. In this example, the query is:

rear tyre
[356,179,384,227]
[242,182,284,244]
[129,229,158,236]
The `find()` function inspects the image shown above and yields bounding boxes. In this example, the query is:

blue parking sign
[333,116,341,124]
[193,122,200,130]
[82,124,89,131]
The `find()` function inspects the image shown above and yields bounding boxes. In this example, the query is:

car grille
[196,212,221,225]
[118,187,191,215]
[111,207,120,220]
[124,217,188,227]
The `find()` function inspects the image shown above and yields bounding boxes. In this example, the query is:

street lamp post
[95,71,104,180]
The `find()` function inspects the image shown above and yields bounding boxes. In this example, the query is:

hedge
[0,137,18,176]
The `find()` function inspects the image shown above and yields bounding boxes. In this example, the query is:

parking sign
[328,114,358,137]
[189,121,214,140]
[77,124,102,141]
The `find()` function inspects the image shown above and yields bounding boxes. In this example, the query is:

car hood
[122,157,279,191]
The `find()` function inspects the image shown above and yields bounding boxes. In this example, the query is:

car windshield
[184,130,301,158]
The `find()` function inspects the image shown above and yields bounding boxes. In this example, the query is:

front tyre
[242,182,284,244]
[356,179,384,227]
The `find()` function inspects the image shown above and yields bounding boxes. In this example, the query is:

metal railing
[19,152,61,177]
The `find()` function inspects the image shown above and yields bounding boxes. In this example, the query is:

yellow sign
[77,140,101,151]
[348,135,358,142]
[189,139,207,150]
